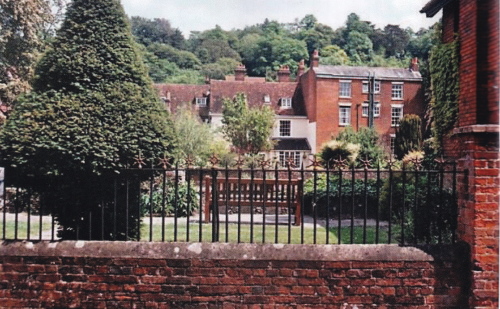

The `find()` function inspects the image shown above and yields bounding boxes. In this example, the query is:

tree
[243,34,308,77]
[0,0,66,114]
[335,127,386,166]
[320,45,350,65]
[130,16,185,48]
[382,25,410,58]
[345,31,373,63]
[147,43,201,70]
[0,0,177,240]
[201,57,240,80]
[172,105,215,165]
[394,114,422,160]
[221,93,274,154]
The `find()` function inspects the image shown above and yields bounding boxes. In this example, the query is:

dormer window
[196,97,207,106]
[280,97,292,109]
[263,94,271,104]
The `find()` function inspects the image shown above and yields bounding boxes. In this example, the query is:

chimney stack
[311,50,319,68]
[409,57,419,72]
[277,65,291,82]
[297,59,305,78]
[234,64,246,81]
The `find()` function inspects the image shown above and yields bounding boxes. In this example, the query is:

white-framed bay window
[278,151,302,168]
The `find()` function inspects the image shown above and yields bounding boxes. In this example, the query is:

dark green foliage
[221,93,275,154]
[0,0,176,240]
[335,127,387,166]
[129,12,437,82]
[379,171,456,243]
[303,174,382,218]
[147,43,201,70]
[429,39,459,153]
[130,16,185,48]
[140,179,198,217]
[394,114,422,160]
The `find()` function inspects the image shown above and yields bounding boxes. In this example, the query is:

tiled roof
[155,83,210,113]
[208,80,305,116]
[155,80,306,117]
[313,65,422,81]
[272,138,311,151]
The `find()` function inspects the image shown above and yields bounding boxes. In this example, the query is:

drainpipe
[356,103,360,131]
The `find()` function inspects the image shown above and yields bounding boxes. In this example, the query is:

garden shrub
[379,171,456,243]
[303,173,382,218]
[141,179,198,217]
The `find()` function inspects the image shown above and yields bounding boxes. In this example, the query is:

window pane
[391,107,403,126]
[339,106,351,125]
[339,82,351,97]
[279,120,291,136]
[281,98,292,108]
[391,84,403,99]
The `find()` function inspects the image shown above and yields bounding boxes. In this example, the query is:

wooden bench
[204,177,303,226]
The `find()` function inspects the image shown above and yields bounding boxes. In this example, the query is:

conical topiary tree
[394,114,422,160]
[0,0,177,240]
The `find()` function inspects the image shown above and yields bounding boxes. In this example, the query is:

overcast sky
[120,0,440,37]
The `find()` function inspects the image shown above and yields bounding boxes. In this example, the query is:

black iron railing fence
[0,159,465,245]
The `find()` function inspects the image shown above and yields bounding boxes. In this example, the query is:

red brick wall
[439,0,500,307]
[456,131,499,308]
[311,77,424,151]
[0,242,469,308]
[477,0,499,125]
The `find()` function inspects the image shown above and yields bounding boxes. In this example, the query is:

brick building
[298,51,424,153]
[156,55,424,165]
[421,0,499,307]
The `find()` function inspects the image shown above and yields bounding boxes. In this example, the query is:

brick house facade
[298,51,424,153]
[156,56,425,163]
[421,0,499,307]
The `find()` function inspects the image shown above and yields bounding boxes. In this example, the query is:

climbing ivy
[429,39,459,153]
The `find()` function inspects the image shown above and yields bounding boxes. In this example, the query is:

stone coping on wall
[453,124,500,135]
[0,241,441,262]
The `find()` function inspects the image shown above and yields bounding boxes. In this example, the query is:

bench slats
[204,177,302,225]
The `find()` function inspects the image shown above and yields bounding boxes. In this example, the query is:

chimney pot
[297,59,305,78]
[277,65,291,82]
[235,64,246,81]
[409,57,419,72]
[311,50,319,68]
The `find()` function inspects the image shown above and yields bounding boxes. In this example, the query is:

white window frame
[362,102,381,117]
[279,120,291,137]
[196,97,207,106]
[390,134,396,155]
[278,151,302,168]
[391,104,404,127]
[362,80,381,93]
[280,97,292,108]
[263,94,271,104]
[339,103,351,126]
[391,82,404,100]
[339,80,352,98]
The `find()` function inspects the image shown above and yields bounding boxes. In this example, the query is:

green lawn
[0,220,53,240]
[0,214,400,244]
[140,222,400,244]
